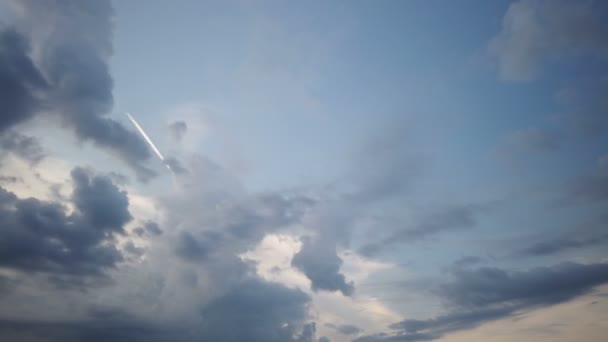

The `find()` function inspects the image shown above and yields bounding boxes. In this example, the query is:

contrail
[125,112,175,175]
[125,112,165,161]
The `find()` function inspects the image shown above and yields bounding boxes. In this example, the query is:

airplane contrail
[125,112,174,175]
[125,112,165,161]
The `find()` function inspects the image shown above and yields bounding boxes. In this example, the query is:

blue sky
[0,1,607,342]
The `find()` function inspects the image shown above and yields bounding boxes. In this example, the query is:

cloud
[175,230,223,262]
[71,167,132,232]
[489,0,608,81]
[0,313,187,342]
[452,256,484,268]
[0,131,44,164]
[0,167,131,277]
[292,237,354,296]
[123,241,144,258]
[199,277,312,342]
[437,262,608,309]
[0,28,48,131]
[1,0,156,181]
[0,275,315,342]
[133,221,162,237]
[168,121,187,142]
[360,204,486,257]
[325,323,362,335]
[520,231,608,256]
[357,262,608,341]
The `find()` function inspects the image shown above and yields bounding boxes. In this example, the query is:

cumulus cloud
[0,0,156,181]
[199,278,312,342]
[0,167,130,277]
[292,237,354,296]
[490,0,608,81]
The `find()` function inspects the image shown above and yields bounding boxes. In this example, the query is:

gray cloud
[520,232,608,256]
[0,1,157,181]
[452,256,484,268]
[0,28,48,131]
[439,262,608,309]
[175,231,223,262]
[353,332,438,342]
[0,314,187,342]
[360,204,485,257]
[123,241,144,258]
[0,276,315,342]
[0,167,131,277]
[165,156,188,175]
[325,323,362,335]
[199,278,312,342]
[292,237,354,296]
[0,131,44,164]
[168,121,187,142]
[71,167,131,232]
[490,0,608,81]
[358,262,608,341]
[289,122,423,296]
[0,175,20,184]
[132,221,163,238]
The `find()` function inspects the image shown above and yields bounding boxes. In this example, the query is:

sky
[0,0,607,341]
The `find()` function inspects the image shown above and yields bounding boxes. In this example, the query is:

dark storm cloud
[0,167,131,277]
[0,0,156,181]
[490,0,608,81]
[199,278,312,342]
[0,28,48,131]
[168,120,187,141]
[357,262,608,341]
[292,237,354,296]
[360,204,485,257]
[71,167,131,232]
[0,277,315,342]
[0,131,44,164]
[0,315,187,342]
